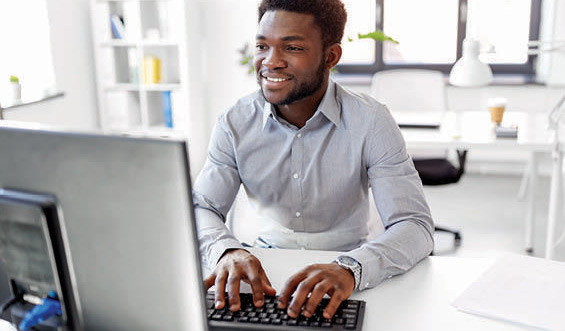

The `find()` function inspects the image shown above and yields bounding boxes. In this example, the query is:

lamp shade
[449,39,493,87]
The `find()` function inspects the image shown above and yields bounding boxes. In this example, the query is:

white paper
[452,253,565,331]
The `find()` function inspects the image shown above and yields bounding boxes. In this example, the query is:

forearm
[195,207,244,269]
[344,219,433,291]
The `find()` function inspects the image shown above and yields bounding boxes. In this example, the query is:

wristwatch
[334,256,362,290]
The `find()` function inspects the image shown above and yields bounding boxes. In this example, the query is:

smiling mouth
[266,77,288,82]
[261,73,291,83]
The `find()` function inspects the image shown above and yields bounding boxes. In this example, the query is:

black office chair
[413,149,467,245]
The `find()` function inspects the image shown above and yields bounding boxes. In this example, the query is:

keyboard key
[345,323,357,329]
[249,317,260,323]
[287,319,298,326]
[261,318,271,324]
[342,308,357,315]
[346,318,357,325]
[272,318,282,325]
[211,314,223,321]
[321,321,332,328]
[334,317,344,324]
[238,316,249,323]
[346,302,359,309]
[222,315,234,321]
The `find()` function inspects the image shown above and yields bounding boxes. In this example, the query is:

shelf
[91,0,189,132]
[0,91,65,111]
[101,40,179,47]
[101,40,137,47]
[105,84,182,91]
[96,0,172,2]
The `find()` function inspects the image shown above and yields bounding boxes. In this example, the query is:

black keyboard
[207,292,365,331]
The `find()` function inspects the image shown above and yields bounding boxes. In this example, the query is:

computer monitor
[0,123,208,330]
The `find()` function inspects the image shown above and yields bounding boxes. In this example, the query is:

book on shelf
[110,14,125,39]
[162,91,173,128]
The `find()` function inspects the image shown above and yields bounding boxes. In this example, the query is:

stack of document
[495,125,518,138]
[452,254,565,331]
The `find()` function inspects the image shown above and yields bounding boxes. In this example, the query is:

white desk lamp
[449,38,493,87]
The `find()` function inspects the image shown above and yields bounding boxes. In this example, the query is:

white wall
[3,0,99,129]
[182,0,259,175]
[4,0,564,176]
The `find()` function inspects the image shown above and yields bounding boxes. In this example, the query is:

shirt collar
[261,79,341,129]
[262,102,275,129]
[317,80,340,127]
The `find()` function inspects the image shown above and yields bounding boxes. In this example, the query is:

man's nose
[262,49,286,69]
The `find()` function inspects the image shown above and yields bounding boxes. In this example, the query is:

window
[0,0,56,105]
[338,0,541,75]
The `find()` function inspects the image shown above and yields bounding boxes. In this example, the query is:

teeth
[265,77,287,82]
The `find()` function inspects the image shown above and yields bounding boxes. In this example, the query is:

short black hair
[258,0,347,48]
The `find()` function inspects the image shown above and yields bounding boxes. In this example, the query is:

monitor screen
[0,124,208,330]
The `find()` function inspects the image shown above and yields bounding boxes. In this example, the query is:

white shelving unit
[90,0,190,133]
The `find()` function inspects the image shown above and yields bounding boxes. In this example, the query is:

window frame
[336,0,542,75]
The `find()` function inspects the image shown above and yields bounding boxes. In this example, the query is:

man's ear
[325,43,343,69]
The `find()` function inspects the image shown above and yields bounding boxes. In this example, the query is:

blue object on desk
[162,91,173,128]
[18,292,62,331]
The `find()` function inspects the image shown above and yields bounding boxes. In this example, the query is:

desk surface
[0,248,540,331]
[401,111,554,151]
[251,248,539,331]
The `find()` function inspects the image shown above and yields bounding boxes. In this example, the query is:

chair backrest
[370,69,447,113]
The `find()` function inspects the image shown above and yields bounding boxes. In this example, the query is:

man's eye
[256,44,267,51]
[287,46,304,51]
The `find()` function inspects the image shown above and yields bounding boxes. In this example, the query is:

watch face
[339,256,356,268]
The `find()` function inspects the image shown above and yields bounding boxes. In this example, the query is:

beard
[259,57,326,106]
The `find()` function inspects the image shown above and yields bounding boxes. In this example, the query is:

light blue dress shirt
[193,80,434,290]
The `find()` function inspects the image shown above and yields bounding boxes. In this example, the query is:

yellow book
[142,56,161,84]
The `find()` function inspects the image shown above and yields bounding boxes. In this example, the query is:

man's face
[254,10,327,106]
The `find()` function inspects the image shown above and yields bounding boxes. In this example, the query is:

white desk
[0,251,540,331]
[399,111,555,255]
[250,248,539,331]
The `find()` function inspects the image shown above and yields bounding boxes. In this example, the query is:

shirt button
[295,211,301,217]
[293,173,299,179]
[296,133,302,138]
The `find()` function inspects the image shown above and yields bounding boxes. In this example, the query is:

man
[193,0,434,320]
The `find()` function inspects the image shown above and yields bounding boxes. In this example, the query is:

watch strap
[334,256,362,290]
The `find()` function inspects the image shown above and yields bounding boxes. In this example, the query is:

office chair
[371,69,464,245]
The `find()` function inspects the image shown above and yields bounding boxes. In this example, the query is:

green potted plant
[9,75,22,103]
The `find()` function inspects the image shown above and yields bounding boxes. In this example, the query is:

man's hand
[204,249,276,311]
[277,263,355,320]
